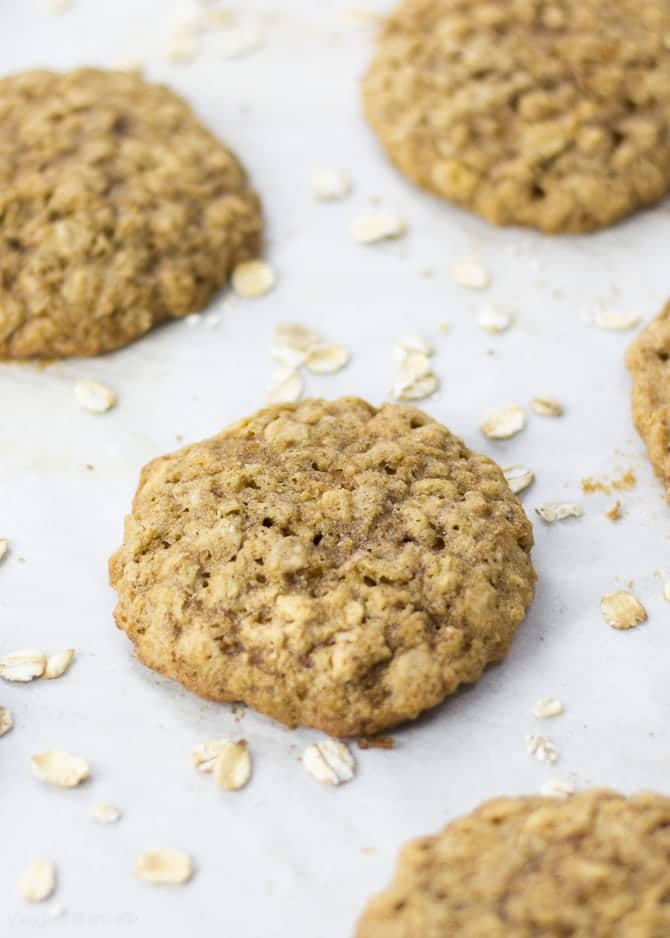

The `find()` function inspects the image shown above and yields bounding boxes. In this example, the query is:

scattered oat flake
[0,706,13,736]
[664,581,670,602]
[593,311,640,331]
[533,698,564,719]
[392,344,433,378]
[304,343,350,374]
[19,861,56,903]
[503,465,535,495]
[44,649,75,680]
[274,323,321,352]
[91,803,122,824]
[0,649,46,682]
[352,212,405,244]
[478,304,512,333]
[541,779,574,799]
[213,740,252,791]
[607,500,623,521]
[357,736,395,750]
[272,344,307,369]
[46,0,72,12]
[215,27,264,60]
[601,591,647,630]
[311,167,351,201]
[451,259,490,290]
[74,380,117,414]
[166,31,198,64]
[396,335,434,357]
[526,735,558,764]
[391,372,439,402]
[535,503,583,523]
[266,367,303,405]
[480,405,525,440]
[530,397,564,417]
[302,739,355,785]
[0,538,8,562]
[135,849,192,886]
[192,739,232,773]
[31,750,90,788]
[231,260,275,298]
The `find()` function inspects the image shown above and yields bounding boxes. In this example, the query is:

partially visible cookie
[627,302,670,499]
[109,398,535,736]
[362,0,670,234]
[357,790,670,937]
[0,68,262,358]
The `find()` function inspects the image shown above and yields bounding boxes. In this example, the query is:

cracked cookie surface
[626,301,670,500]
[362,0,670,234]
[357,790,670,937]
[0,68,261,358]
[109,398,535,736]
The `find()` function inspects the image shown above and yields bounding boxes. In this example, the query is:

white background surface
[1,1,669,935]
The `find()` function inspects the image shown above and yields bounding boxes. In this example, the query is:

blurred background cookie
[363,0,670,233]
[0,67,262,358]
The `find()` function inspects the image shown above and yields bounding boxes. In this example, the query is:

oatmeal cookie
[626,301,670,499]
[109,398,535,736]
[0,68,261,358]
[362,0,670,234]
[357,789,670,937]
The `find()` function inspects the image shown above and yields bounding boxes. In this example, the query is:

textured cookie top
[357,790,670,937]
[110,398,535,736]
[0,68,261,358]
[626,301,670,498]
[363,0,670,233]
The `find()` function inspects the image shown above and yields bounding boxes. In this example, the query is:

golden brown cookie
[362,0,670,234]
[0,68,261,358]
[626,301,670,500]
[109,398,535,736]
[357,790,670,937]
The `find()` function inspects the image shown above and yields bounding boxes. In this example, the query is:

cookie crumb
[31,750,90,788]
[582,470,636,495]
[19,861,56,903]
[135,849,192,885]
[601,591,647,630]
[302,739,355,785]
[357,735,395,750]
[606,500,623,521]
[480,405,526,440]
